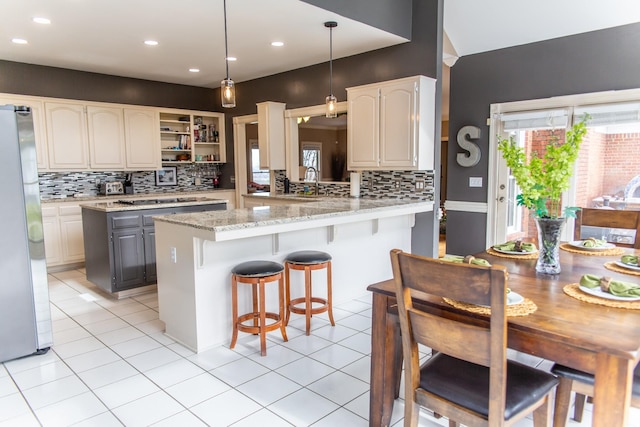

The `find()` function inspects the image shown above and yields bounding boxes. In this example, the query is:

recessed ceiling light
[189,68,200,73]
[271,41,284,47]
[226,56,237,61]
[144,40,158,46]
[32,17,51,24]
[11,38,28,45]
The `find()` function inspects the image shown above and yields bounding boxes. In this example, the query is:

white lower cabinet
[42,202,85,268]
[42,207,62,266]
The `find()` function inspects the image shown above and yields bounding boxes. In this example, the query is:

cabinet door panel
[112,229,145,290]
[42,216,62,266]
[45,102,89,170]
[348,88,379,168]
[143,227,156,283]
[0,96,49,170]
[87,106,125,170]
[380,82,415,167]
[125,109,160,169]
[60,216,85,263]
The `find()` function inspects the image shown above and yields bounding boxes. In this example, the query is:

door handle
[498,197,505,202]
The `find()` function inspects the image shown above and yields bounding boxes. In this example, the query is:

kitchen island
[153,197,433,352]
[81,197,227,296]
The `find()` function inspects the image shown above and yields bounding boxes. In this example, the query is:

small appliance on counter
[124,174,134,194]
[99,181,124,195]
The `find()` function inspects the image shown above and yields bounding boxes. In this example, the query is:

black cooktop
[118,197,198,205]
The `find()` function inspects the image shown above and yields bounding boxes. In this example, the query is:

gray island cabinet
[81,198,226,294]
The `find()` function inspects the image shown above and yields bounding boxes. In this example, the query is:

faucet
[306,166,319,195]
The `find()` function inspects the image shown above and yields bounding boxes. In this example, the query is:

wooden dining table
[368,245,640,427]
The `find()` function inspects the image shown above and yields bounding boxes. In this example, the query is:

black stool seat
[285,250,332,264]
[232,260,284,277]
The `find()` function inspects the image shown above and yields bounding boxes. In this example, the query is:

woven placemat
[563,283,640,309]
[442,297,537,317]
[560,243,625,256]
[486,247,538,260]
[604,262,640,277]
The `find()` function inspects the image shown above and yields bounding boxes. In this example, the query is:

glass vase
[534,217,566,274]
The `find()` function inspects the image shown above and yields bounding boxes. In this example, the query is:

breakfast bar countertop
[152,197,433,241]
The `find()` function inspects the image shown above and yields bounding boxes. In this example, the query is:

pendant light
[221,0,236,108]
[324,21,338,118]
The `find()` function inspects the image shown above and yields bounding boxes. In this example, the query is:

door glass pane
[250,147,270,186]
[573,120,640,244]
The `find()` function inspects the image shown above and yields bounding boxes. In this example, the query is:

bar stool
[284,250,335,335]
[230,260,288,356]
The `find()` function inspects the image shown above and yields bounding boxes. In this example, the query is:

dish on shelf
[568,240,616,251]
[578,285,640,301]
[614,260,640,272]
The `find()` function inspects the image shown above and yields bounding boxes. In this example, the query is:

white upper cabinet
[347,87,380,168]
[0,95,49,170]
[87,105,126,170]
[45,101,90,170]
[124,108,160,169]
[257,101,286,170]
[347,75,436,171]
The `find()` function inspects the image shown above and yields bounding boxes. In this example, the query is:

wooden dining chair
[574,208,640,248]
[390,249,558,427]
[551,363,640,426]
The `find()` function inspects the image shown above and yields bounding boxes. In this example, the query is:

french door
[490,94,640,247]
[491,109,572,245]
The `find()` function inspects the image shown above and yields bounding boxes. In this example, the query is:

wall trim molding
[444,200,488,213]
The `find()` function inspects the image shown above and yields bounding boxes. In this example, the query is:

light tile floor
[1,268,639,426]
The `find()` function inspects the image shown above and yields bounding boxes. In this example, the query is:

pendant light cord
[223,0,230,80]
[329,25,333,97]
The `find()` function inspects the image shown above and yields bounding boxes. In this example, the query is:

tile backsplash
[274,170,435,200]
[39,166,434,201]
[39,164,223,199]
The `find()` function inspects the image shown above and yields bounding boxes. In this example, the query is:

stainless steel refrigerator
[0,105,52,363]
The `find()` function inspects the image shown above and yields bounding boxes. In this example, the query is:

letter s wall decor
[456,125,481,167]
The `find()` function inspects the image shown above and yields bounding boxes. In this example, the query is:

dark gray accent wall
[300,0,412,40]
[0,60,215,111]
[446,22,640,255]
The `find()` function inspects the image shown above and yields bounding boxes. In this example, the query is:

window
[249,140,270,186]
[301,142,322,180]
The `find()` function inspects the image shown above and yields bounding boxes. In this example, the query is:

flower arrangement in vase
[497,115,589,273]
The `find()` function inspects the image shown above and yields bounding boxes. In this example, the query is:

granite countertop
[153,197,433,235]
[80,197,228,212]
[41,189,234,204]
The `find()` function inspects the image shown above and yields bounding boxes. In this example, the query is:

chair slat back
[390,249,509,422]
[575,208,640,248]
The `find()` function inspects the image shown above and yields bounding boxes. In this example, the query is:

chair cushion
[232,260,284,277]
[419,353,559,420]
[551,363,640,397]
[285,250,332,264]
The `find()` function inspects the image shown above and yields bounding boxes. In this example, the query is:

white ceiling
[0,0,407,88]
[1,0,640,89]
